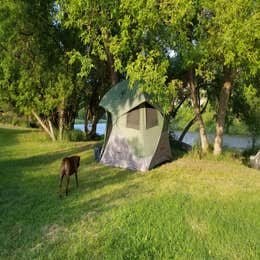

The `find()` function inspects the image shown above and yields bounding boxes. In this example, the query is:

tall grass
[0,125,259,259]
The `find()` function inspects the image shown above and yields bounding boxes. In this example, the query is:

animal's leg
[59,174,64,197]
[65,175,70,196]
[75,172,79,188]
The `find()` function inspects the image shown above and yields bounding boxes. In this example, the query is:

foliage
[0,0,85,139]
[0,0,259,146]
[230,73,260,145]
[200,0,260,71]
[64,129,86,142]
[58,0,122,137]
[0,111,28,127]
[243,84,260,139]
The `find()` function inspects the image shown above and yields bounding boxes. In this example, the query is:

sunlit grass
[0,126,259,259]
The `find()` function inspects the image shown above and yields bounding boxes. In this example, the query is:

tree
[243,85,260,149]
[200,0,260,155]
[0,0,84,140]
[231,74,260,149]
[110,0,210,153]
[58,0,123,137]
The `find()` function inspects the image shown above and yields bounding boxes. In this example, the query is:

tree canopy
[0,0,259,153]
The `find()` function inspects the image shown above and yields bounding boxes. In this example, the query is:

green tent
[99,80,172,171]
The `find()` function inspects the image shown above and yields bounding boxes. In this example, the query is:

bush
[0,111,28,127]
[65,129,85,142]
[86,133,104,141]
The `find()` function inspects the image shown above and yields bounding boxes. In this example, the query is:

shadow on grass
[0,127,32,146]
[170,139,190,161]
[0,142,96,169]
[0,143,139,257]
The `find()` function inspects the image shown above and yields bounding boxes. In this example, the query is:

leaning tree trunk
[188,69,209,153]
[31,110,56,141]
[214,67,233,155]
[84,107,90,134]
[179,99,208,143]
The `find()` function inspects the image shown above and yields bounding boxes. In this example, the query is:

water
[173,132,257,150]
[74,123,259,150]
[74,123,106,136]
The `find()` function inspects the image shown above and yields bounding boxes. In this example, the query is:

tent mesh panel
[146,106,158,129]
[126,107,140,129]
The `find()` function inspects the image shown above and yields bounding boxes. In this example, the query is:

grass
[0,125,259,259]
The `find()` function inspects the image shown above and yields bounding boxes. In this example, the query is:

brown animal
[59,156,80,197]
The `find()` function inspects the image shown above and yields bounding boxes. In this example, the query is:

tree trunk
[48,119,55,140]
[58,109,64,141]
[188,69,209,153]
[32,110,56,141]
[84,107,90,134]
[108,53,119,86]
[102,30,119,86]
[178,116,196,143]
[88,115,99,138]
[58,99,65,141]
[178,99,208,143]
[167,96,187,121]
[252,135,256,150]
[214,67,233,155]
[84,107,100,138]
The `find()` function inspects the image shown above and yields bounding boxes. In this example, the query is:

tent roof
[100,80,161,116]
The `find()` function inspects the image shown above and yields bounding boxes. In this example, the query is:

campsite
[99,80,172,171]
[0,125,259,259]
[1,0,260,259]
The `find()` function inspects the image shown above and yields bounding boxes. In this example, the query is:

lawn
[0,125,259,259]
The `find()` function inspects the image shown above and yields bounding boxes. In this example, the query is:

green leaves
[201,0,259,69]
[68,50,94,78]
[0,0,84,122]
[1,0,259,143]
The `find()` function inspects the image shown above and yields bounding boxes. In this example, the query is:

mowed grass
[0,125,259,259]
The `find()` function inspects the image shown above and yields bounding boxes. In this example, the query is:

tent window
[126,107,140,129]
[146,105,158,129]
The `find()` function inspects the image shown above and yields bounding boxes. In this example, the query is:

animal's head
[74,156,80,168]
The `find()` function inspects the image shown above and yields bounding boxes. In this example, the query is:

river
[74,123,259,150]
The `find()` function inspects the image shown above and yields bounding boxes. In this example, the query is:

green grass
[0,125,259,259]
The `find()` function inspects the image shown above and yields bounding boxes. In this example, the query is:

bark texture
[58,110,64,141]
[179,99,208,143]
[32,110,56,141]
[214,67,233,155]
[187,69,209,153]
[58,98,65,141]
[102,29,119,86]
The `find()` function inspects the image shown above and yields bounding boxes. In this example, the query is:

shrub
[65,129,85,142]
[0,112,28,127]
